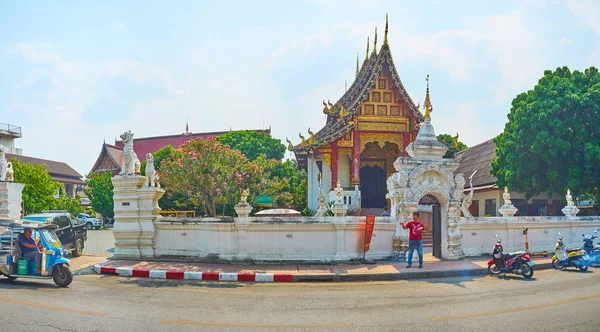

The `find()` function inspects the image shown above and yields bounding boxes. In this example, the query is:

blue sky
[1,0,599,176]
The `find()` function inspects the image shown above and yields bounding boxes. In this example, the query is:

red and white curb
[93,264,293,282]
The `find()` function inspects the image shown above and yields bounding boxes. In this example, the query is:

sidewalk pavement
[93,254,555,283]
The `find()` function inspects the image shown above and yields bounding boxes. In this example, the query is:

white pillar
[137,187,165,257]
[112,175,145,258]
[0,182,25,219]
[333,218,349,260]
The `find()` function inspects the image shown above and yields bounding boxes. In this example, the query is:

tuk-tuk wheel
[52,265,73,287]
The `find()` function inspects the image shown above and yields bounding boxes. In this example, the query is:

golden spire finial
[365,36,370,59]
[424,74,433,119]
[373,27,378,53]
[356,52,359,77]
[384,13,389,45]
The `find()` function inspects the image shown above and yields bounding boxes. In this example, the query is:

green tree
[84,171,115,218]
[140,145,175,176]
[437,134,467,158]
[217,130,286,161]
[50,194,83,215]
[11,158,61,214]
[268,159,307,210]
[491,66,600,204]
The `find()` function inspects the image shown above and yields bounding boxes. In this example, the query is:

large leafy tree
[491,66,600,203]
[217,130,286,161]
[437,134,468,158]
[84,170,115,218]
[268,159,307,210]
[50,194,83,215]
[11,158,62,214]
[140,145,175,176]
[160,137,268,217]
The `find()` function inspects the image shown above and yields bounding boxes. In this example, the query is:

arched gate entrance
[419,194,442,258]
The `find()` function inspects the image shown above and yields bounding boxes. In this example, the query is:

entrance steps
[422,231,433,248]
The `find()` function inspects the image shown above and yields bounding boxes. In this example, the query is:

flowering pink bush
[159,137,266,217]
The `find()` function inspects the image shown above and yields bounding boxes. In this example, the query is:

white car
[77,213,103,230]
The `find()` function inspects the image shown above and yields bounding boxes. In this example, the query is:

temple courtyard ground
[2,266,599,331]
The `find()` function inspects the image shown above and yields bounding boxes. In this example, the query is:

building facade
[90,127,272,175]
[453,139,593,216]
[291,17,423,213]
[1,121,84,197]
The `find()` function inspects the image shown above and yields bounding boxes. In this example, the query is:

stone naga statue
[119,130,141,176]
[0,145,14,182]
[144,153,160,188]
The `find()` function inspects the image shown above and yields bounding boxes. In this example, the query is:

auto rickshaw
[0,219,73,287]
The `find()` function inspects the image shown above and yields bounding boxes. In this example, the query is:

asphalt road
[2,264,600,332]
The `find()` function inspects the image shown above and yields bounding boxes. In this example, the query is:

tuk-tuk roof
[0,218,58,230]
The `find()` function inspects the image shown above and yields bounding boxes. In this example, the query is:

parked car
[22,212,87,257]
[77,213,103,230]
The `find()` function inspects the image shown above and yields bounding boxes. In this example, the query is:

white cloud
[434,100,503,147]
[567,0,600,34]
[560,37,573,45]
[264,23,349,69]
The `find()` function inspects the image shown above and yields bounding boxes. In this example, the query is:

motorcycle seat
[567,248,582,253]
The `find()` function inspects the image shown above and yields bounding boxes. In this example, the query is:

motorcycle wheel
[521,264,534,279]
[578,259,589,272]
[552,258,562,269]
[488,264,502,275]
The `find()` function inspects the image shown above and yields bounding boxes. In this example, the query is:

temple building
[90,125,271,176]
[290,16,424,214]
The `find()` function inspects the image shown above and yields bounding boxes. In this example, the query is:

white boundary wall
[153,216,395,261]
[460,216,600,256]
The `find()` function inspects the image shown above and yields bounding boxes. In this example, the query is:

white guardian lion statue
[119,130,141,176]
[144,153,160,188]
[0,145,14,182]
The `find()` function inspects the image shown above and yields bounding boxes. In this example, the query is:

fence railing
[0,122,22,136]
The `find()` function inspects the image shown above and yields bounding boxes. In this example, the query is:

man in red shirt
[400,212,425,268]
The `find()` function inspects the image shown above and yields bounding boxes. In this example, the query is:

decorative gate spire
[356,52,359,77]
[373,27,378,53]
[424,74,433,119]
[384,13,389,45]
[365,36,369,59]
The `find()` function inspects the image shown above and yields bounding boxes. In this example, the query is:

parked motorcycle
[552,232,590,271]
[582,230,600,266]
[487,234,535,278]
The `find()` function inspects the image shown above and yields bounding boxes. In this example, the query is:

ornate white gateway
[386,84,466,260]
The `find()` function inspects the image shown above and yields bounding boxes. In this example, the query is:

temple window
[485,199,497,216]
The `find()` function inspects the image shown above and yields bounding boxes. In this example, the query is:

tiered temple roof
[293,15,423,164]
